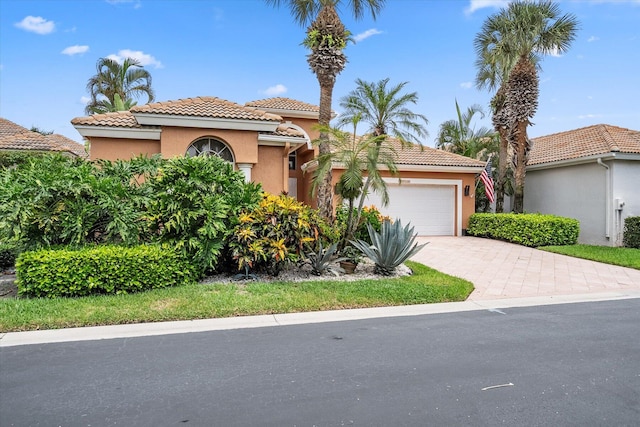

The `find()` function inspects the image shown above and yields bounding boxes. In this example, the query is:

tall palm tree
[474,0,578,213]
[266,0,385,220]
[336,77,428,228]
[435,100,496,159]
[312,117,394,247]
[85,57,155,115]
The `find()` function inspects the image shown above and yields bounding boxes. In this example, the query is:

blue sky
[1,0,639,146]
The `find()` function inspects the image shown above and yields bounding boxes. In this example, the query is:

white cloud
[262,84,287,96]
[578,114,603,119]
[61,45,89,56]
[587,36,600,42]
[353,28,383,42]
[80,96,91,105]
[460,82,473,89]
[106,0,142,8]
[15,16,55,35]
[107,49,163,68]
[464,0,510,16]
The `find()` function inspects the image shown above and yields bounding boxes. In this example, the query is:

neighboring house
[525,124,640,246]
[0,117,86,158]
[71,96,485,236]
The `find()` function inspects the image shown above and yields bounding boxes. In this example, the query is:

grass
[0,261,473,332]
[539,244,640,270]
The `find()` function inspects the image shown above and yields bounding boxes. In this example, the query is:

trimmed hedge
[467,213,579,247]
[16,245,197,298]
[623,216,640,249]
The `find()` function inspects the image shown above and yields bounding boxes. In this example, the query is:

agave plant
[305,242,346,276]
[351,219,428,276]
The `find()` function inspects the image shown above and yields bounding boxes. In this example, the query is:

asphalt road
[1,299,639,426]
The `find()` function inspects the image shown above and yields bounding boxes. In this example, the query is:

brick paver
[411,236,640,300]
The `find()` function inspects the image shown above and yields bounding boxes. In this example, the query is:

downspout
[597,158,610,239]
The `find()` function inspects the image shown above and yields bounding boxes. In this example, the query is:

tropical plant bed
[0,261,473,332]
[539,245,640,270]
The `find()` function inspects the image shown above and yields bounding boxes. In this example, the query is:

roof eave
[133,113,281,131]
[73,125,162,141]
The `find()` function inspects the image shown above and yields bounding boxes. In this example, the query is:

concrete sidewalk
[412,236,640,300]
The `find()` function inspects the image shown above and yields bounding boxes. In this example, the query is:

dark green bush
[0,153,159,249]
[16,245,197,298]
[623,216,640,249]
[0,242,18,271]
[145,155,263,276]
[467,213,579,247]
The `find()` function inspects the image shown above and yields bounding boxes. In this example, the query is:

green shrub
[467,213,579,247]
[16,245,197,298]
[351,219,427,276]
[336,204,384,245]
[227,193,335,276]
[144,155,262,276]
[0,153,157,249]
[0,242,18,271]
[623,216,640,249]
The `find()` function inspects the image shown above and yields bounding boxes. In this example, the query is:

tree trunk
[495,126,509,212]
[316,80,335,222]
[512,120,528,213]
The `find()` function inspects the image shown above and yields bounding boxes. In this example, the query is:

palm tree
[474,0,578,213]
[312,117,394,248]
[85,57,155,115]
[336,77,428,229]
[266,0,385,220]
[435,100,496,159]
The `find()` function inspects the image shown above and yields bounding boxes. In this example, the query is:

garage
[364,178,461,236]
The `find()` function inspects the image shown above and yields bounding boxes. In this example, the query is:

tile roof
[130,96,282,122]
[245,97,320,113]
[270,123,306,138]
[530,124,640,165]
[71,111,142,128]
[0,118,86,157]
[389,139,485,168]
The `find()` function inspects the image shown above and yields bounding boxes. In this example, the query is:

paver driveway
[412,236,640,300]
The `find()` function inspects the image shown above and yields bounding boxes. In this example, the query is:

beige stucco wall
[159,127,259,163]
[88,137,160,161]
[252,145,287,195]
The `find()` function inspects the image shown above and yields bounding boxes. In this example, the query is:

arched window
[186,138,234,163]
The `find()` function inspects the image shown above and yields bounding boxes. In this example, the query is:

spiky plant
[351,219,427,276]
[305,242,346,276]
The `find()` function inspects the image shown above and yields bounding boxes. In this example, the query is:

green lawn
[539,244,640,270]
[0,261,473,332]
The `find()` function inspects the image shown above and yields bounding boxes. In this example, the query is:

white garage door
[364,183,456,236]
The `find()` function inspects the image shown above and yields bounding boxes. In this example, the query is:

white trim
[257,134,307,149]
[379,177,463,236]
[132,113,280,131]
[254,108,319,120]
[525,152,636,171]
[301,159,483,174]
[283,121,312,148]
[73,125,161,140]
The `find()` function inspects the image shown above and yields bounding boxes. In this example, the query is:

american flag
[480,157,495,204]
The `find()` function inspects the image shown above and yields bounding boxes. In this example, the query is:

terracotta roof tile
[71,111,141,128]
[0,118,86,157]
[530,124,640,165]
[269,123,306,138]
[130,96,282,122]
[246,97,320,113]
[389,139,485,168]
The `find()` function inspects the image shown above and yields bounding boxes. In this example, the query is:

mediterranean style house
[72,96,485,236]
[0,117,86,158]
[525,124,640,246]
